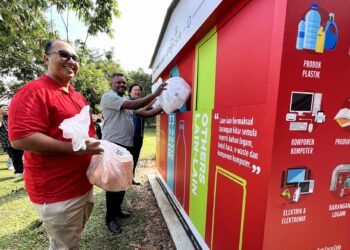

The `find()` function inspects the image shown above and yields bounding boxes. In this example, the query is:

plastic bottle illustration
[296,18,305,50]
[303,3,321,51]
[174,120,186,207]
[324,13,338,50]
[316,26,325,53]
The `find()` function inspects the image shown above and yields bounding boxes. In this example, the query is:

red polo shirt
[8,74,95,204]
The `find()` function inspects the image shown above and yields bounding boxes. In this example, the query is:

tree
[0,81,5,95]
[0,0,120,97]
[50,0,120,44]
[73,45,124,113]
[0,0,57,94]
[128,68,152,95]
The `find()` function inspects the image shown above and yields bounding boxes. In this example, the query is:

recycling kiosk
[149,0,350,249]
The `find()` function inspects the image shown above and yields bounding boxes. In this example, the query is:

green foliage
[127,68,152,96]
[0,0,57,95]
[52,0,120,38]
[0,0,120,98]
[73,46,123,113]
[0,81,5,95]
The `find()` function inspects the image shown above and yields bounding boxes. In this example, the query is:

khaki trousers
[34,191,94,250]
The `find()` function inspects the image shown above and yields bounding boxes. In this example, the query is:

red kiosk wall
[155,71,170,180]
[155,0,350,248]
[209,166,247,250]
[174,112,193,213]
[207,105,276,250]
[156,48,195,213]
[172,49,195,213]
[264,1,350,249]
[204,0,281,249]
[156,114,168,180]
[174,48,195,112]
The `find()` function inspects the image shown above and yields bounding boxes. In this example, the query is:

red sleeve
[77,92,96,138]
[89,113,96,137]
[8,89,49,140]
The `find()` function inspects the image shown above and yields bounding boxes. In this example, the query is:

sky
[50,0,172,72]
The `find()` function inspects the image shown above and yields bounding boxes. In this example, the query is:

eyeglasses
[116,81,127,85]
[48,50,81,63]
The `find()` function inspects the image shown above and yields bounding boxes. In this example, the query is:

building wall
[155,0,350,249]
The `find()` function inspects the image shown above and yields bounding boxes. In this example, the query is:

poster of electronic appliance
[280,167,314,204]
[296,2,338,53]
[329,164,350,198]
[286,91,326,132]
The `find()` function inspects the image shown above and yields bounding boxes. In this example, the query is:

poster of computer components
[265,1,350,249]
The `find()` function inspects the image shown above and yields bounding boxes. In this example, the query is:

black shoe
[106,220,122,234]
[132,179,141,185]
[116,211,132,218]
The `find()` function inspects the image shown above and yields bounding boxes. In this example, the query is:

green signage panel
[189,28,217,237]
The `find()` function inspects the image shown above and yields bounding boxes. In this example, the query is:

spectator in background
[128,83,149,185]
[8,40,103,249]
[0,105,24,177]
[101,73,165,234]
[92,114,103,140]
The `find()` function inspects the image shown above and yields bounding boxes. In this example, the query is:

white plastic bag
[159,77,191,114]
[87,140,133,192]
[59,105,91,151]
[151,77,163,109]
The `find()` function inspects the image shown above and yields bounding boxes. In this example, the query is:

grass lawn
[139,126,156,160]
[0,127,157,249]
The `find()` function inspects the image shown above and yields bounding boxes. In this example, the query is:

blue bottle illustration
[296,18,305,50]
[303,3,321,51]
[324,13,338,50]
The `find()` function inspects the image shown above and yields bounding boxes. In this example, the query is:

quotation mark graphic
[252,164,261,174]
[214,113,219,120]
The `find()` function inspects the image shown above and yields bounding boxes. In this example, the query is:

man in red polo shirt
[8,40,103,249]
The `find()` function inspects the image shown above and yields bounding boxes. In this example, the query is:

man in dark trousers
[0,105,24,177]
[128,83,144,185]
[101,73,164,234]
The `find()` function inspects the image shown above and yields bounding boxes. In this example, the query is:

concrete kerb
[148,174,195,250]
